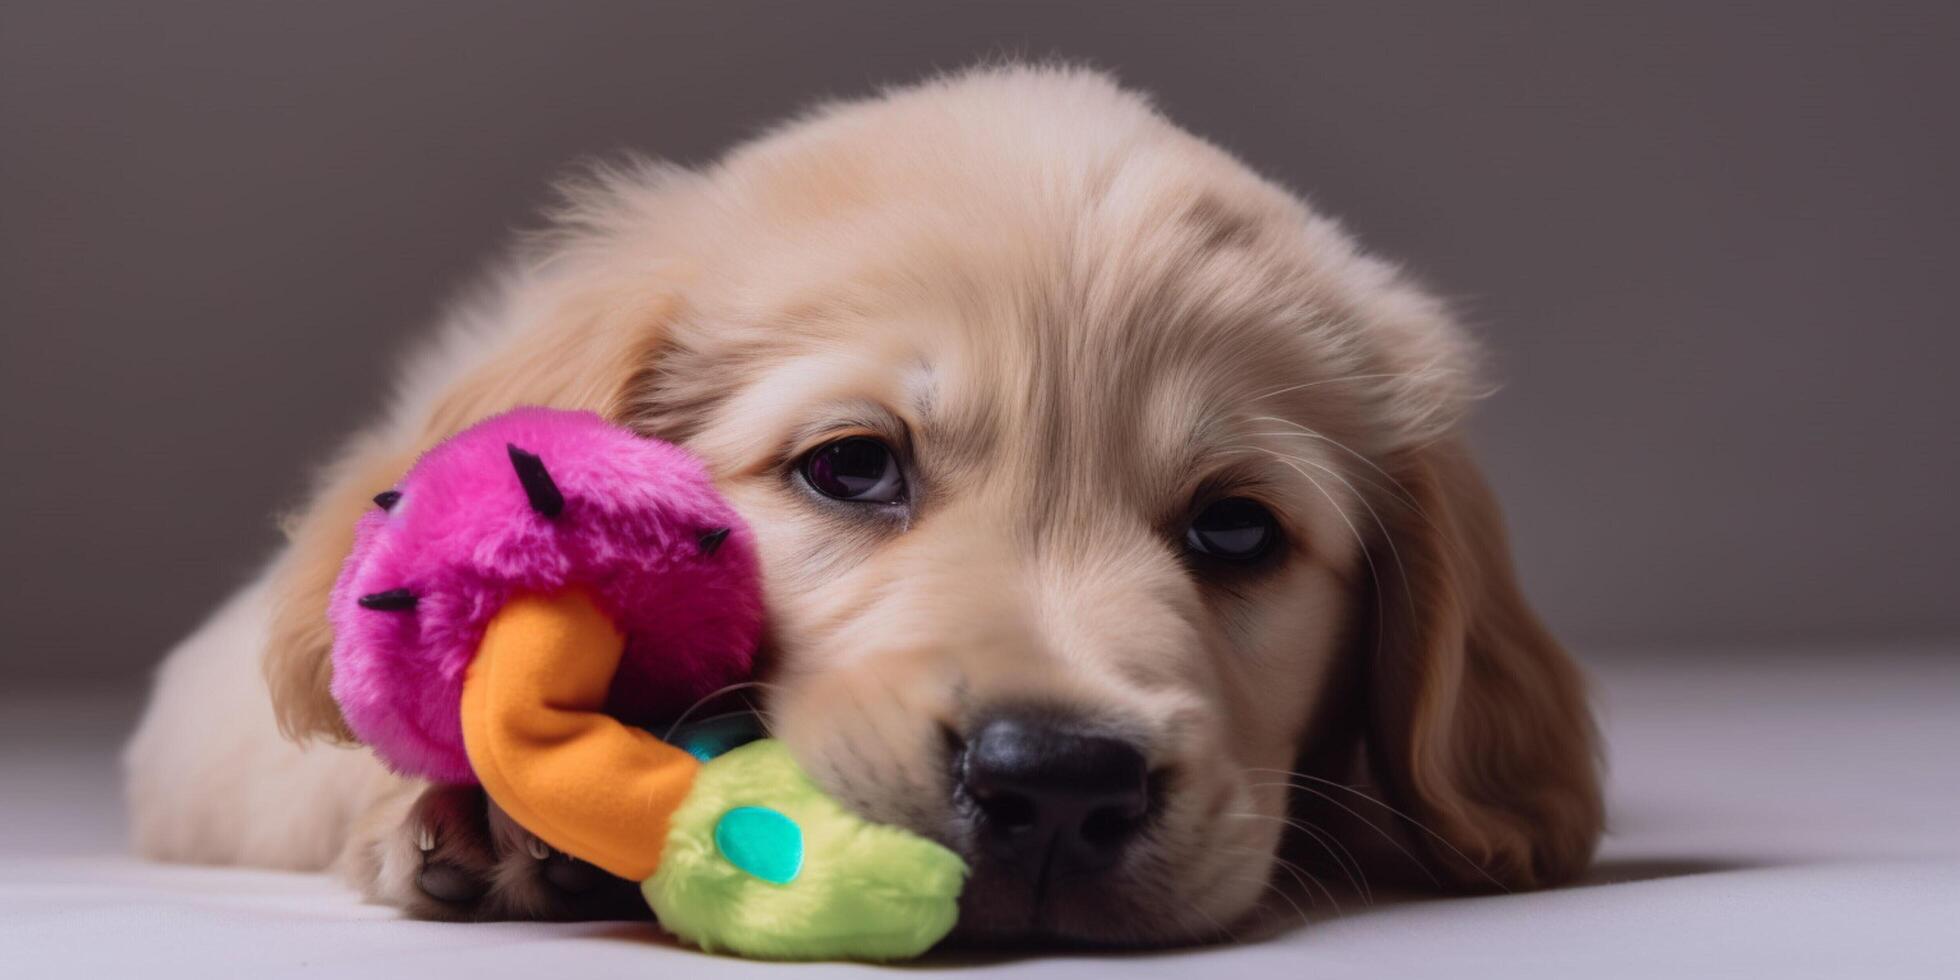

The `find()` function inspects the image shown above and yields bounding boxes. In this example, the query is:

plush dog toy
[327,408,964,960]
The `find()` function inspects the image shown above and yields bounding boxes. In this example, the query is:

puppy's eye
[801,437,906,504]
[1185,497,1279,562]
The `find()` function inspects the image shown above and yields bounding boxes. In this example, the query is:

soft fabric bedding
[4,648,1955,978]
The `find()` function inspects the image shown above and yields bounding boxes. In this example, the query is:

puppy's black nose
[958,714,1152,876]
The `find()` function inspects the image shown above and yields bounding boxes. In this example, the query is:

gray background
[5,1,1956,687]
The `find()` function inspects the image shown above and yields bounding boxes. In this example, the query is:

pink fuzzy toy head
[328,408,763,784]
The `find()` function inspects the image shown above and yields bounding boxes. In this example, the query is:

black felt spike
[358,588,418,611]
[506,443,565,517]
[697,526,731,556]
[372,490,402,511]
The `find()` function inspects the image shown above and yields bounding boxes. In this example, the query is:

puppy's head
[595,68,1600,944]
[276,66,1600,944]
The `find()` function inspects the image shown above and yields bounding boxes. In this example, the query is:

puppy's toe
[480,799,650,921]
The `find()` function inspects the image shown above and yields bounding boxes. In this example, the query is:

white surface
[4,649,1957,978]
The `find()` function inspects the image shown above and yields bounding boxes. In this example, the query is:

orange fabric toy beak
[458,589,700,881]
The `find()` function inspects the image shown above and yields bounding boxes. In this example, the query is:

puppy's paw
[374,784,650,922]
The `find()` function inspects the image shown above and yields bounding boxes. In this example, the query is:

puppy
[125,65,1600,945]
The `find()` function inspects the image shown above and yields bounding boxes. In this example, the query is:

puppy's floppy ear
[1361,436,1602,890]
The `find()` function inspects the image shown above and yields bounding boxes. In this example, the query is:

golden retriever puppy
[125,64,1600,944]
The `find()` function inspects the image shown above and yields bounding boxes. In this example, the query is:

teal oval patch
[713,806,804,884]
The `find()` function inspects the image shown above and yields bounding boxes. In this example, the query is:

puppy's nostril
[975,789,1040,832]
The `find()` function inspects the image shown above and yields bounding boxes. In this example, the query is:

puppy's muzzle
[954,712,1154,878]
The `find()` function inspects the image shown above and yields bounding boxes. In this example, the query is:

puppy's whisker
[1242,419,1429,519]
[1245,769,1504,891]
[1261,851,1326,913]
[1276,812,1372,904]
[1218,835,1337,912]
[1215,856,1330,924]
[1212,862,1316,931]
[1244,780,1441,890]
[1246,772,1489,889]
[1243,872,1317,930]
[1273,850,1344,914]
[1248,445,1420,629]
[1225,811,1371,903]
[660,679,788,740]
[1238,442,1413,515]
[1245,424,1467,572]
[662,707,777,740]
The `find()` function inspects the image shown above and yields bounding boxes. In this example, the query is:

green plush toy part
[649,739,967,960]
